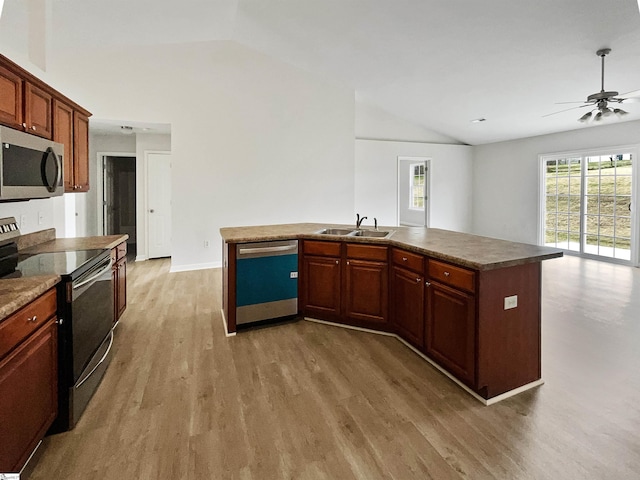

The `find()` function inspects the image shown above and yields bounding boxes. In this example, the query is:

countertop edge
[219,224,563,271]
[0,275,61,320]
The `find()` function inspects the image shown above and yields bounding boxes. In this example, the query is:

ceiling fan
[545,48,640,122]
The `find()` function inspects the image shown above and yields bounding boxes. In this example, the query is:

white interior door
[398,157,430,227]
[147,152,172,259]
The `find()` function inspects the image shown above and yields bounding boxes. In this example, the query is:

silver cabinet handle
[22,122,26,128]
[444,272,450,276]
[425,281,431,287]
[31,126,36,131]
[27,315,37,322]
[335,260,339,264]
[416,278,421,283]
[402,257,408,261]
[347,261,350,265]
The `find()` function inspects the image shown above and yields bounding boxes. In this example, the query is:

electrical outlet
[204,240,210,248]
[290,272,298,279]
[20,214,27,229]
[504,295,518,310]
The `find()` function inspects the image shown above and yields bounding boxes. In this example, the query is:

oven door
[70,254,114,382]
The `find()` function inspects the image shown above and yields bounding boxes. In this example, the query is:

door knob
[149,209,155,213]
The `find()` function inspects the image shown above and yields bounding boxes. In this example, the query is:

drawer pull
[27,315,38,323]
[444,271,450,276]
[402,257,408,261]
[425,281,431,287]
[335,260,339,264]
[416,277,421,283]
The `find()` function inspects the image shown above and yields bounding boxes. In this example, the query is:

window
[410,163,425,210]
[541,149,636,263]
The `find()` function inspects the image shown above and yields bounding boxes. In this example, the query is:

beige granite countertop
[220,223,563,271]
[21,234,129,254]
[0,275,60,320]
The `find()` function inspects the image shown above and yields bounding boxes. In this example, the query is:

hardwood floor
[27,255,640,479]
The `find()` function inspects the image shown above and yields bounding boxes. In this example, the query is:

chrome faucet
[356,213,367,228]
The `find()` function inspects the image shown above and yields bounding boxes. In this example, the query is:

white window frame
[539,145,639,267]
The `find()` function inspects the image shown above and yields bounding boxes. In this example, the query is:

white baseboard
[169,261,221,273]
[135,255,147,262]
[304,316,543,406]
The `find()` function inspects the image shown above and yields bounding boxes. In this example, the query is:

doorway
[398,157,430,227]
[103,155,137,259]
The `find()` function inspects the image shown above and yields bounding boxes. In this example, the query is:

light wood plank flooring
[27,255,640,479]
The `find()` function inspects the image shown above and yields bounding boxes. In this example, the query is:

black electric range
[0,217,115,433]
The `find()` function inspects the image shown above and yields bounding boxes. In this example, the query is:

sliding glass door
[542,148,637,264]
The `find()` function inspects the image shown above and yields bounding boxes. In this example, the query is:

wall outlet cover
[504,295,518,310]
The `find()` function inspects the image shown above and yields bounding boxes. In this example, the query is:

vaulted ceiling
[2,0,640,145]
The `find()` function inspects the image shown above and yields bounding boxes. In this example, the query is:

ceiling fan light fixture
[594,111,604,121]
[613,108,628,116]
[578,111,593,123]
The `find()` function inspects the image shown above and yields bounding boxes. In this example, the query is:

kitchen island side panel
[476,262,542,398]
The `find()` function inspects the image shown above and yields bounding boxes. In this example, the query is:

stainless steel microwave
[0,125,64,201]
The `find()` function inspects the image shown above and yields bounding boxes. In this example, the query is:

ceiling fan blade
[554,101,589,105]
[542,104,592,118]
[618,89,640,98]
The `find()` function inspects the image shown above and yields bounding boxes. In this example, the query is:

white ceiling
[4,0,640,145]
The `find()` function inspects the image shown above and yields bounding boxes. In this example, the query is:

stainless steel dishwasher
[235,240,298,325]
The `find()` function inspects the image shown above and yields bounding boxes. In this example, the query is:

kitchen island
[220,223,563,403]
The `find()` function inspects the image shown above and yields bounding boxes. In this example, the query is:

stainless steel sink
[316,228,357,235]
[350,229,394,238]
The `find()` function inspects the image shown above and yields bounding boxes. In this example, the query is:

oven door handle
[73,259,113,290]
[75,330,114,389]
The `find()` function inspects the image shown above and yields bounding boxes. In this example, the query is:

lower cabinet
[302,254,342,321]
[0,289,58,473]
[425,281,476,386]
[391,265,425,348]
[112,242,127,324]
[301,240,388,328]
[344,243,388,328]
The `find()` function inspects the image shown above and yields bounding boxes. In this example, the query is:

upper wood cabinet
[0,53,92,190]
[0,64,23,129]
[24,82,53,138]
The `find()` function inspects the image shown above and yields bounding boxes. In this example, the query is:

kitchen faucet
[356,213,367,228]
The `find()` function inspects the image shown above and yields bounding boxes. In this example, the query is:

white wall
[46,41,354,270]
[355,139,473,232]
[0,197,57,233]
[472,120,640,244]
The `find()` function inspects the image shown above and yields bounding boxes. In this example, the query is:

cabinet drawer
[0,288,57,359]
[116,242,127,260]
[346,243,388,261]
[428,260,475,293]
[304,240,341,257]
[392,248,424,273]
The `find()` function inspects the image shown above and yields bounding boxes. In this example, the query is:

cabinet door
[344,259,388,326]
[302,255,341,320]
[53,99,75,192]
[24,82,53,139]
[72,111,90,192]
[0,319,57,472]
[391,265,425,348]
[0,64,23,129]
[116,258,127,319]
[426,281,475,386]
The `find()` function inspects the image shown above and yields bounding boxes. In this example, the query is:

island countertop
[220,223,562,271]
[20,234,129,254]
[0,275,60,320]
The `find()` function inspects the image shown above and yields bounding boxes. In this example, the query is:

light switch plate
[504,295,518,310]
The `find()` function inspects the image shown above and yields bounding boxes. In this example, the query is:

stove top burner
[14,249,108,278]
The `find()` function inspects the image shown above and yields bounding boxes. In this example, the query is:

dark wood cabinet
[426,281,475,386]
[112,242,127,324]
[344,245,388,327]
[302,253,342,321]
[391,265,425,348]
[0,53,92,190]
[0,289,57,473]
[390,248,425,348]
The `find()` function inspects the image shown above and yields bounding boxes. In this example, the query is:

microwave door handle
[43,147,61,192]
